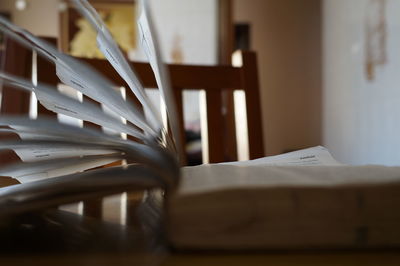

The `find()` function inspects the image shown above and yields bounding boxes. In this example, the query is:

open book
[0,0,400,250]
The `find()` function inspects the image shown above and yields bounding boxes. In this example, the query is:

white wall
[139,0,218,125]
[323,0,400,165]
[0,0,218,64]
[146,0,218,65]
[0,0,58,37]
[234,0,322,156]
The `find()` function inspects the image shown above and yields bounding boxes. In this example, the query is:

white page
[0,154,121,181]
[0,117,130,146]
[71,0,163,134]
[11,147,115,162]
[0,117,164,163]
[0,17,158,139]
[2,131,117,163]
[137,1,182,156]
[0,72,146,139]
[0,122,174,179]
[0,140,118,162]
[0,164,166,213]
[179,164,400,195]
[15,158,116,183]
[222,146,342,166]
[1,72,143,138]
[0,128,60,140]
[55,54,157,137]
[0,115,175,179]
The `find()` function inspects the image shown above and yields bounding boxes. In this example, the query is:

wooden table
[0,209,399,266]
[1,250,400,266]
[0,177,399,266]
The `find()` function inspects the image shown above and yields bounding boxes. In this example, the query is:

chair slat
[221,90,237,162]
[36,44,58,118]
[240,51,265,159]
[81,95,103,218]
[1,39,31,115]
[172,88,187,165]
[82,198,103,219]
[0,39,32,166]
[206,90,225,163]
[35,37,58,118]
[80,58,242,90]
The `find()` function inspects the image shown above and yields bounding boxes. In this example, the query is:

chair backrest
[0,37,264,223]
[78,51,264,163]
[1,37,265,163]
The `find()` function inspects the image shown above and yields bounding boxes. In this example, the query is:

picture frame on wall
[59,0,137,58]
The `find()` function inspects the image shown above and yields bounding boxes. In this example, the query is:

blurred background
[1,0,399,166]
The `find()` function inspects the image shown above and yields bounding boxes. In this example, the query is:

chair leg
[82,199,103,218]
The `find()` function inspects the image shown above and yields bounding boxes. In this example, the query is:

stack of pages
[169,147,400,249]
[0,0,399,250]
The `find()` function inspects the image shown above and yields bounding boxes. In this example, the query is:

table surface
[0,178,399,266]
[0,209,399,266]
[1,251,400,266]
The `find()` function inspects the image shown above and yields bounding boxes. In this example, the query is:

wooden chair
[79,52,264,163]
[0,37,264,223]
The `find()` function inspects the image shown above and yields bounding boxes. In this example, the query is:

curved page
[0,17,158,138]
[0,72,146,139]
[72,0,163,134]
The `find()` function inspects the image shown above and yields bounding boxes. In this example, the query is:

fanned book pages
[0,0,179,217]
[0,0,400,251]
